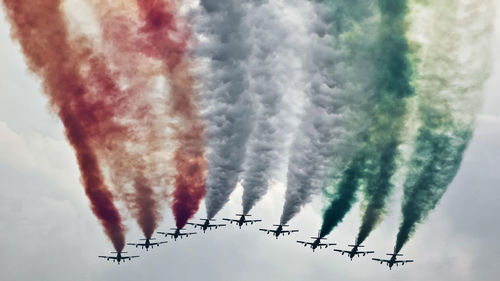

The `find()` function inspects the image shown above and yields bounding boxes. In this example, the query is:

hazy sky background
[1,2,500,281]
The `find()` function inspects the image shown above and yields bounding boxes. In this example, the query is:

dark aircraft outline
[334,243,375,260]
[259,224,299,239]
[223,214,262,229]
[372,252,414,270]
[98,251,139,264]
[296,231,336,252]
[127,238,167,251]
[187,218,226,233]
[157,228,197,241]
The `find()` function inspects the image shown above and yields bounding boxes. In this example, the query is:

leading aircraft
[333,243,375,260]
[127,238,167,251]
[372,252,414,270]
[187,218,226,233]
[98,251,139,264]
[223,214,262,229]
[157,228,197,241]
[259,224,299,239]
[296,232,336,252]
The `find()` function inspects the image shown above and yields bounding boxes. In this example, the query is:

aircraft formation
[99,214,414,269]
[3,0,492,272]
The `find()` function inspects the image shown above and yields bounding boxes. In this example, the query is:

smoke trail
[194,0,254,219]
[280,0,380,225]
[320,0,415,238]
[394,0,494,253]
[78,0,175,238]
[240,0,308,215]
[2,0,125,251]
[131,0,207,229]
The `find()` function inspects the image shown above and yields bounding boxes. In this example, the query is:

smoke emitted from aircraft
[279,0,363,225]
[133,0,207,229]
[240,0,307,215]
[132,178,160,240]
[2,0,126,251]
[321,0,414,239]
[195,0,254,219]
[394,0,494,253]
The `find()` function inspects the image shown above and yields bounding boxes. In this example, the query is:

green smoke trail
[320,0,415,238]
[394,0,494,253]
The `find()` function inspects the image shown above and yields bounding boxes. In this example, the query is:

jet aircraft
[187,218,226,233]
[372,252,414,270]
[223,214,262,229]
[296,232,336,252]
[98,251,139,264]
[259,224,299,239]
[157,228,196,241]
[127,238,167,251]
[334,243,374,260]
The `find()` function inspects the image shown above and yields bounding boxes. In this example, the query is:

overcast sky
[1,2,500,281]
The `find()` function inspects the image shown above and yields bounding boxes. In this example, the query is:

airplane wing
[333,249,347,254]
[259,229,277,233]
[372,258,391,265]
[297,240,312,246]
[127,242,146,247]
[395,260,414,264]
[222,218,238,224]
[122,255,140,260]
[318,243,336,247]
[157,231,167,236]
[247,219,262,223]
[355,250,375,256]
[282,230,299,234]
[151,241,168,246]
[98,256,116,260]
[207,224,225,229]
[186,223,204,228]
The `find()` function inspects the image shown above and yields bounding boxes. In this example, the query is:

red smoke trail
[80,1,173,240]
[2,0,126,251]
[135,0,207,229]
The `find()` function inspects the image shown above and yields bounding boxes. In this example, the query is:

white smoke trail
[240,0,311,215]
[193,0,255,219]
[279,1,378,224]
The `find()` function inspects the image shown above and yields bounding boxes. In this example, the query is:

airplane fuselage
[348,245,359,260]
[311,239,322,250]
[385,255,398,269]
[202,220,210,232]
[274,225,283,237]
[237,216,246,227]
[143,239,152,250]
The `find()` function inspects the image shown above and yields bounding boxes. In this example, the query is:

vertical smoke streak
[81,0,175,238]
[280,0,379,225]
[240,0,306,215]
[394,0,495,253]
[133,0,207,229]
[195,0,254,219]
[320,0,415,238]
[2,0,125,251]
